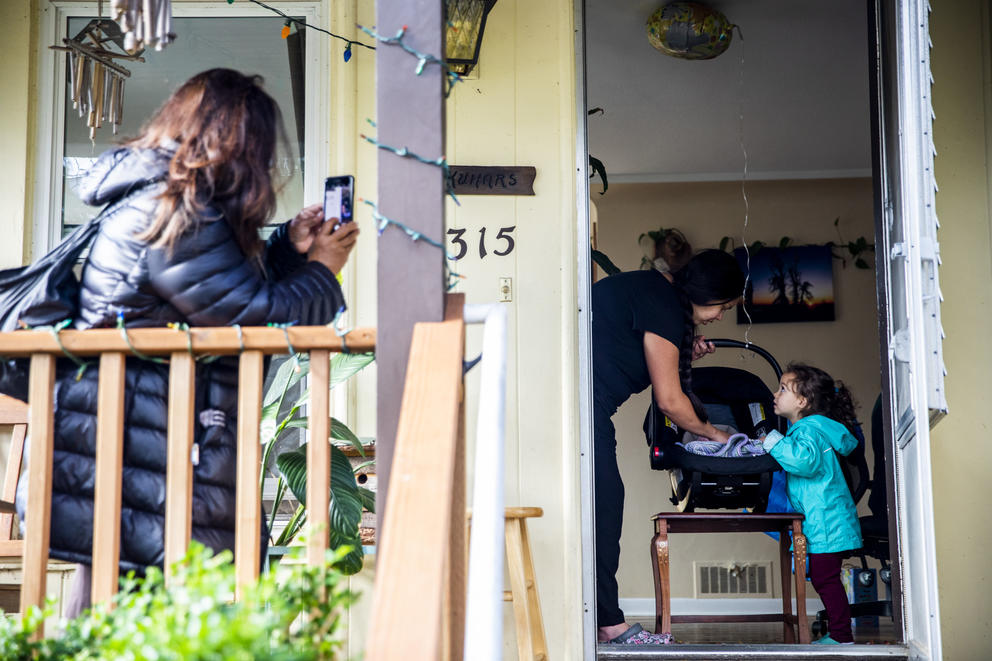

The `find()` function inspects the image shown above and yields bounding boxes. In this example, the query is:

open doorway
[580,0,905,651]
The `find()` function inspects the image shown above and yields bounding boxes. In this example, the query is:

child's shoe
[813,635,854,645]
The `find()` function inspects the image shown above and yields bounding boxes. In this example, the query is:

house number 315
[447,226,516,260]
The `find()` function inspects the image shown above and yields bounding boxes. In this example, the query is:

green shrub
[0,542,357,660]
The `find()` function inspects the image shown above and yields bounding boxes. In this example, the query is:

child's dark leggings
[808,551,854,643]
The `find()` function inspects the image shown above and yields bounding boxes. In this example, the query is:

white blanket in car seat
[679,427,767,458]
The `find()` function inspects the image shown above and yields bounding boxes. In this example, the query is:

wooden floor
[629,617,901,645]
[597,619,908,660]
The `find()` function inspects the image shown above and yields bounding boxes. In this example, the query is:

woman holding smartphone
[17,68,358,615]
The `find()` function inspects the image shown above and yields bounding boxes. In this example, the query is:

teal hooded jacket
[762,415,863,554]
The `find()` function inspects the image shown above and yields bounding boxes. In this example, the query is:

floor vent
[693,561,774,598]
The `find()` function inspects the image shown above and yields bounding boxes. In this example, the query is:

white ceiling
[585,0,872,181]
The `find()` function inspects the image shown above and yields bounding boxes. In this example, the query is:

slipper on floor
[606,623,675,645]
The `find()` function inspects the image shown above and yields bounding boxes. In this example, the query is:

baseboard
[619,597,825,618]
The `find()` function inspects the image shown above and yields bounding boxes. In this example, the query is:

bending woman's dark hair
[786,362,859,434]
[671,249,745,421]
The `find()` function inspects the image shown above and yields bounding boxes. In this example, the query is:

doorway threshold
[597,643,910,660]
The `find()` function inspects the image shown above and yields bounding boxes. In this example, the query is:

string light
[357,24,462,96]
[360,199,465,291]
[227,0,375,58]
[266,321,301,371]
[359,131,460,206]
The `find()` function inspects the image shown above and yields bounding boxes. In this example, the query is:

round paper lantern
[646,2,735,60]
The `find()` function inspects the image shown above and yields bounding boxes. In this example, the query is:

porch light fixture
[445,0,499,75]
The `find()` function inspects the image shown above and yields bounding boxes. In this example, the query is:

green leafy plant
[718,235,766,255]
[828,218,875,269]
[261,352,376,575]
[719,219,875,270]
[0,542,356,660]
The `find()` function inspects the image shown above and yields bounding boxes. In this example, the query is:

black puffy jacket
[16,147,345,573]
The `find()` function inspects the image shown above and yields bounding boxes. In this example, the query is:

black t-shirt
[592,270,685,417]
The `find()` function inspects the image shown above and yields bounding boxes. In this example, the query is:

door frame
[573,0,943,658]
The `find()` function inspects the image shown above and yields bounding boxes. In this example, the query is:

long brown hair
[130,68,285,256]
[785,362,859,434]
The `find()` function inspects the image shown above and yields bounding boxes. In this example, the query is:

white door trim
[877,0,942,658]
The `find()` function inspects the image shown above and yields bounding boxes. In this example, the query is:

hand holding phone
[324,175,354,230]
[308,212,360,275]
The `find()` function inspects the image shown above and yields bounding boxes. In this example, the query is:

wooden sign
[448,166,536,195]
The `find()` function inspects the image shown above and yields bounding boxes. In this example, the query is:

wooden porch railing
[0,325,375,638]
[366,296,467,661]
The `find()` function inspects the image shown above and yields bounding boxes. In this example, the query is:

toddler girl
[761,363,863,645]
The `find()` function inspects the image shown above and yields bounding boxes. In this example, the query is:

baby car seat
[643,339,786,512]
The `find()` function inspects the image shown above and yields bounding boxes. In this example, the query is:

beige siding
[345,0,584,656]
[0,0,33,268]
[930,0,992,658]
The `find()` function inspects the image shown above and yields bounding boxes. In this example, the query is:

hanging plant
[588,107,608,195]
[828,218,875,269]
[639,227,693,271]
[718,235,766,255]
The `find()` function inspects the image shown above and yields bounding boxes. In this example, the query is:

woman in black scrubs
[592,249,745,644]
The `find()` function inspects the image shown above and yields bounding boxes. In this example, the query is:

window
[36,3,327,252]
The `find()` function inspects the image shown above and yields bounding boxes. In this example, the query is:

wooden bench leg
[780,529,796,643]
[651,518,671,635]
[792,523,810,644]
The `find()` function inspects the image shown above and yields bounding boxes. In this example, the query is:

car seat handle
[706,339,783,380]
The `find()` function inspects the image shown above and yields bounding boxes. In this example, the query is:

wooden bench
[0,394,27,612]
[650,511,810,644]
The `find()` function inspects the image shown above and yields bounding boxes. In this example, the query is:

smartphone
[323,175,354,228]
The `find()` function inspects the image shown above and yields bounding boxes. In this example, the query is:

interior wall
[929,0,992,657]
[593,178,881,604]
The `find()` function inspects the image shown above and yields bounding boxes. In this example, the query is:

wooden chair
[0,394,27,612]
[503,507,547,661]
[650,511,810,644]
[467,506,548,660]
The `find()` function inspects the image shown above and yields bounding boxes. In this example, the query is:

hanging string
[735,26,754,347]
[359,198,466,291]
[267,321,302,372]
[357,24,462,96]
[231,0,375,55]
[360,131,460,206]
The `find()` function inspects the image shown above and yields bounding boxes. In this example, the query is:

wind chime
[50,1,175,139]
[109,0,176,53]
[51,19,143,139]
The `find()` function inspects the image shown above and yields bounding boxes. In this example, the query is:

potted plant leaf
[260,351,376,575]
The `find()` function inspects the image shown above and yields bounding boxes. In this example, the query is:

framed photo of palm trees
[734,245,836,323]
